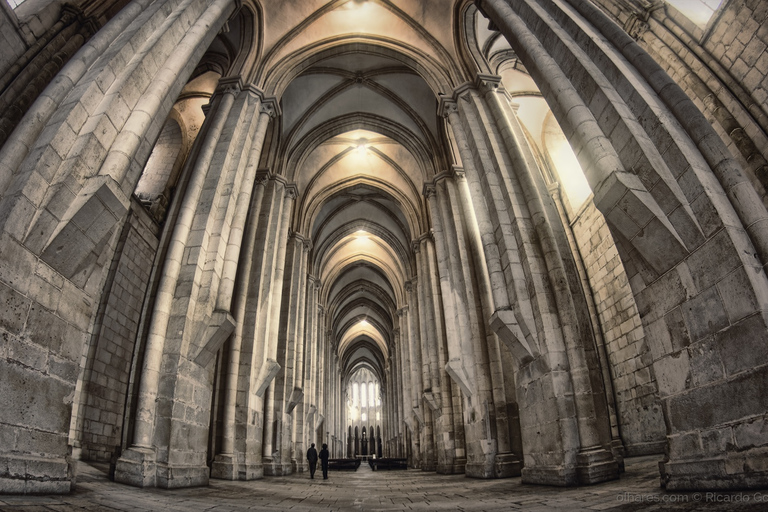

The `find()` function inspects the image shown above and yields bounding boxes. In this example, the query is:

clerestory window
[666,0,725,29]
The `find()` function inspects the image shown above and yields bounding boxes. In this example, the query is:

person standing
[306,443,318,479]
[319,443,330,480]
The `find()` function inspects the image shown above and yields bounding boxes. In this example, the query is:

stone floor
[2,456,768,511]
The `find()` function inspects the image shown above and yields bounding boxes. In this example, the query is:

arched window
[361,382,367,408]
[368,381,374,408]
[353,383,359,407]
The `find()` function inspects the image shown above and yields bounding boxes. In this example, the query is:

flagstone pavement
[2,455,767,511]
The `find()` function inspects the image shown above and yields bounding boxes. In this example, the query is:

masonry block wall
[0,209,110,494]
[77,203,159,462]
[570,199,666,456]
[0,5,26,78]
[596,0,768,206]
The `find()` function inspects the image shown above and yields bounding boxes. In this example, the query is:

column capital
[284,183,299,200]
[422,183,436,199]
[245,84,281,117]
[216,76,243,97]
[411,239,421,254]
[397,305,409,316]
[474,73,503,94]
[255,169,270,186]
[438,97,459,119]
[259,99,279,118]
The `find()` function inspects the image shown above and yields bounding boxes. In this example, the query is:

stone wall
[0,203,110,495]
[570,199,666,456]
[0,4,27,79]
[77,201,159,462]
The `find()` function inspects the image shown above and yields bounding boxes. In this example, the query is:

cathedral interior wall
[1,0,768,497]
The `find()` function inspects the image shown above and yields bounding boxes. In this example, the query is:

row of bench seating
[369,458,408,470]
[327,458,362,471]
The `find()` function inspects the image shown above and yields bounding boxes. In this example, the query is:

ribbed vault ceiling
[270,0,453,387]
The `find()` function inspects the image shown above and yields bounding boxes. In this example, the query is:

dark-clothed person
[319,443,330,479]
[306,443,318,479]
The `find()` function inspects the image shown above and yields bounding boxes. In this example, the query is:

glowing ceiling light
[359,319,369,327]
[355,229,368,238]
[356,138,368,156]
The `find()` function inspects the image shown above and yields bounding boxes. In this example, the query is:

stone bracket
[593,171,694,275]
[413,406,424,426]
[445,359,474,398]
[37,176,129,285]
[254,358,281,397]
[316,414,325,429]
[489,310,535,364]
[423,391,441,414]
[193,309,236,367]
[286,387,304,414]
[305,404,317,424]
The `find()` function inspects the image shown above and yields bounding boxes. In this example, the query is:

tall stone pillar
[414,237,438,471]
[115,81,241,489]
[404,285,424,467]
[262,184,298,474]
[441,82,618,484]
[0,0,236,493]
[478,0,768,489]
[452,169,523,477]
[210,94,278,481]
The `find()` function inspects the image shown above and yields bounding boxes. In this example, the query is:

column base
[262,458,293,476]
[210,454,264,480]
[210,454,238,480]
[494,452,523,478]
[0,454,74,494]
[156,463,209,489]
[610,439,626,473]
[663,451,768,490]
[436,458,466,474]
[115,447,210,488]
[576,447,620,485]
[114,447,156,488]
[521,465,578,486]
[465,454,522,479]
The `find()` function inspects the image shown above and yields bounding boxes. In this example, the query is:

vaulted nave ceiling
[254,0,463,385]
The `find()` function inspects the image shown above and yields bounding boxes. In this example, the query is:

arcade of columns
[1,0,768,495]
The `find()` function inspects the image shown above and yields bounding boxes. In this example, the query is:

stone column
[291,237,312,473]
[484,78,617,482]
[414,238,438,471]
[261,183,297,471]
[452,167,522,477]
[479,0,768,488]
[115,83,239,488]
[210,161,270,480]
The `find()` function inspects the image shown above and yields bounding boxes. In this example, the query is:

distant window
[368,381,374,408]
[7,0,26,7]
[666,0,724,29]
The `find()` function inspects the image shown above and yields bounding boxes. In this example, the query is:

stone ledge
[0,454,73,494]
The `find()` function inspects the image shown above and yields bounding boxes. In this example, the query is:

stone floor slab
[1,456,768,511]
